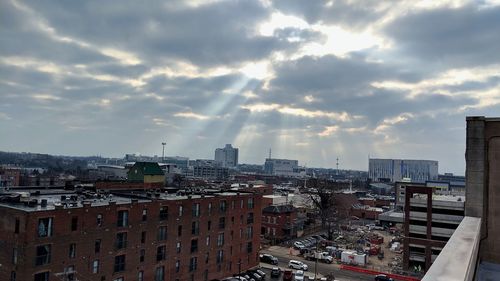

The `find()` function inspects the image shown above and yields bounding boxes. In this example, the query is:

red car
[283,269,293,281]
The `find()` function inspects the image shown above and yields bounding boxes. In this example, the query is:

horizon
[2,1,498,175]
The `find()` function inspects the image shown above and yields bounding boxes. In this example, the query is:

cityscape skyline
[2,1,499,175]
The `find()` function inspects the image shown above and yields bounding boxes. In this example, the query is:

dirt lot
[366,230,402,272]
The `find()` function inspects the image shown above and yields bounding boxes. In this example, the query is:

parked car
[374,274,394,281]
[294,270,305,281]
[260,253,278,265]
[289,260,309,271]
[256,269,266,278]
[294,241,305,249]
[246,271,263,281]
[283,270,293,281]
[271,267,281,278]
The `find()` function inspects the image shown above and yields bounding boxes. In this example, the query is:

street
[260,247,374,281]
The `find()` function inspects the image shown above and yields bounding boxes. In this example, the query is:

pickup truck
[304,251,333,263]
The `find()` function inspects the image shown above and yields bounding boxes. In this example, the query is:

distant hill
[0,151,89,174]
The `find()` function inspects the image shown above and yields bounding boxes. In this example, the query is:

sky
[1,0,500,174]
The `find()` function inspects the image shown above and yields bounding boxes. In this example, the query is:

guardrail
[340,265,421,281]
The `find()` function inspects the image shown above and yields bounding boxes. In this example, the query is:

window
[240,199,244,208]
[206,236,210,246]
[10,271,16,281]
[175,260,180,273]
[14,218,19,234]
[178,205,183,216]
[138,271,144,281]
[219,200,226,212]
[191,239,198,253]
[155,266,165,281]
[247,242,253,253]
[217,233,224,247]
[156,245,166,261]
[231,200,235,209]
[231,216,234,224]
[142,209,148,221]
[117,210,128,227]
[189,257,198,272]
[97,214,103,226]
[191,221,199,235]
[273,217,277,224]
[95,240,101,254]
[208,220,211,231]
[69,243,76,258]
[113,278,124,281]
[247,212,254,224]
[140,249,145,262]
[141,231,146,244]
[92,260,99,273]
[65,266,75,280]
[247,198,254,209]
[116,232,127,250]
[176,242,181,253]
[114,255,126,272]
[35,245,51,266]
[218,217,225,229]
[205,252,209,264]
[159,206,168,220]
[38,218,52,237]
[71,216,78,231]
[33,271,49,281]
[192,203,200,217]
[157,226,167,241]
[178,225,182,237]
[208,203,212,214]
[216,250,223,264]
[12,247,17,264]
[246,226,253,239]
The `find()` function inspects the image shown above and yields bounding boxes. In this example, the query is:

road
[261,248,374,281]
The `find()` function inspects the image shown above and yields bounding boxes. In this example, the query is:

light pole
[161,142,166,163]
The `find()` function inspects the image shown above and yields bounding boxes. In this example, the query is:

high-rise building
[214,144,238,168]
[0,188,261,281]
[369,158,438,183]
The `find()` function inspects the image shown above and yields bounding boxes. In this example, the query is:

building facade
[263,158,299,176]
[403,185,464,272]
[261,204,301,243]
[0,189,261,281]
[214,144,238,168]
[369,158,439,183]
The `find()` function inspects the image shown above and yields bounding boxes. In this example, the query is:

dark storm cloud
[384,4,500,67]
[18,0,294,67]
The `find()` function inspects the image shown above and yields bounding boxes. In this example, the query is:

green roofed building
[127,162,165,184]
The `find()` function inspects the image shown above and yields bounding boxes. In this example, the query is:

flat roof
[0,189,253,212]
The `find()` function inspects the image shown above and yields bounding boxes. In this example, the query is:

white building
[264,158,299,176]
[214,144,238,168]
[369,158,438,183]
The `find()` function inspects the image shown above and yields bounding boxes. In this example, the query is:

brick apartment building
[261,204,301,243]
[0,166,21,187]
[0,188,261,281]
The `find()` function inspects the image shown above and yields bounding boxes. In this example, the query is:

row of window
[36,210,255,238]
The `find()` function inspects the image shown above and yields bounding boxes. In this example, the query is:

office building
[214,144,238,168]
[369,158,438,183]
[0,188,261,281]
[263,158,299,176]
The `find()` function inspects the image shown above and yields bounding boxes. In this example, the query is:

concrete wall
[465,117,500,264]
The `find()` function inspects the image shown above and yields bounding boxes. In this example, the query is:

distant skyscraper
[214,144,238,168]
[369,158,438,183]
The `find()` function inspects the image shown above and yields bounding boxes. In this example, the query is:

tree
[306,178,343,240]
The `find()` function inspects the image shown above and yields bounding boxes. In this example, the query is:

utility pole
[161,141,166,163]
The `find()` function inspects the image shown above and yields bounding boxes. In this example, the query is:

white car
[289,260,308,271]
[294,270,304,281]
[294,241,305,249]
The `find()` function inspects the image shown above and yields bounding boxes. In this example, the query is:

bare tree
[306,179,343,239]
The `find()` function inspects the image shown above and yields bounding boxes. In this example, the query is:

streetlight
[161,142,166,163]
